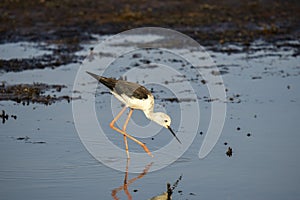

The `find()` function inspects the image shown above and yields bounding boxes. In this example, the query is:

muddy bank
[0,0,299,73]
[0,0,299,47]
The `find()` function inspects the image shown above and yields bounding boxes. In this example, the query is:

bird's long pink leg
[109,107,153,157]
[122,108,133,158]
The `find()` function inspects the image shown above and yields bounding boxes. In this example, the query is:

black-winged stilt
[87,71,181,158]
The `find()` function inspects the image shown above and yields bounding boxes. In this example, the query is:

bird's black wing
[114,80,150,100]
[86,71,150,100]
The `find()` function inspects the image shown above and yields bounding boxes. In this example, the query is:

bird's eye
[164,120,168,123]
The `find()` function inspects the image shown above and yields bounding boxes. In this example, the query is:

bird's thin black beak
[168,126,181,144]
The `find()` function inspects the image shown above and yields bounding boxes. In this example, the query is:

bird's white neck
[143,108,155,120]
[143,109,172,130]
[143,109,167,128]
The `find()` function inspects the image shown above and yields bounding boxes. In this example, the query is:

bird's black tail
[86,71,117,91]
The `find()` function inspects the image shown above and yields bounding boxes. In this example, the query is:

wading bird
[87,71,181,158]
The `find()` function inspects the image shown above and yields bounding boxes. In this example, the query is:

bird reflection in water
[111,159,182,200]
[111,159,153,200]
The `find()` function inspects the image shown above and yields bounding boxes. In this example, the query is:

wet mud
[0,82,77,105]
[1,1,299,45]
[0,50,83,72]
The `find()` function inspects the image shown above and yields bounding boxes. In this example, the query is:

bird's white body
[112,91,154,112]
[112,90,173,130]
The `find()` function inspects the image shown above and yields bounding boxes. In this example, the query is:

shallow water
[0,38,300,199]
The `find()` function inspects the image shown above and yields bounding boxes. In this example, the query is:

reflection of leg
[110,108,153,157]
[122,109,133,158]
[124,158,132,200]
[111,159,131,200]
[111,161,153,200]
[127,162,153,185]
[124,158,130,184]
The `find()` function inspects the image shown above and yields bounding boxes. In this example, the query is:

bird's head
[152,112,181,144]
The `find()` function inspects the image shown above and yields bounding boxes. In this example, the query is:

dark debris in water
[251,76,262,80]
[0,110,17,124]
[171,174,182,191]
[32,141,46,144]
[14,136,46,144]
[227,94,242,103]
[161,97,196,103]
[16,136,30,141]
[0,83,79,105]
[203,97,219,103]
[226,147,233,157]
